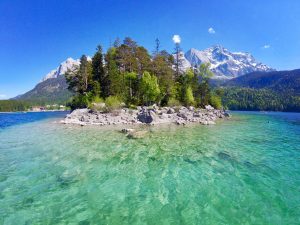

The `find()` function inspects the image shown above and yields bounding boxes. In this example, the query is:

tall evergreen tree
[105,47,122,96]
[174,42,183,79]
[65,55,92,95]
[136,46,151,75]
[195,63,213,106]
[151,50,174,104]
[92,45,108,98]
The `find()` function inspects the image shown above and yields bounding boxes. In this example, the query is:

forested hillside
[15,76,73,105]
[221,69,300,111]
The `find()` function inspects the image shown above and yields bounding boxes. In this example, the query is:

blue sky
[0,0,300,99]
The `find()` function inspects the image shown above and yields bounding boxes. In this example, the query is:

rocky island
[61,104,229,127]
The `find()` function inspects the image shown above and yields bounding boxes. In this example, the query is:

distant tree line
[0,100,31,112]
[65,37,222,110]
[221,87,300,112]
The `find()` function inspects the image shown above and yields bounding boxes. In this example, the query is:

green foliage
[167,97,181,107]
[92,45,108,98]
[105,96,121,112]
[177,69,196,106]
[93,96,104,103]
[194,64,213,107]
[65,55,93,95]
[16,76,72,105]
[210,94,222,109]
[68,94,89,110]
[106,47,122,96]
[184,86,195,106]
[0,100,31,112]
[124,72,138,104]
[139,71,161,105]
[221,87,300,112]
[64,37,215,110]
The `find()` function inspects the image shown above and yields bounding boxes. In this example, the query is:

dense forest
[221,69,300,112]
[0,100,32,112]
[65,37,222,110]
[14,76,73,105]
[221,87,300,112]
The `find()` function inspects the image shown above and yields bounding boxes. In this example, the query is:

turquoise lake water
[0,111,300,224]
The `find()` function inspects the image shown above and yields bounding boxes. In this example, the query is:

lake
[0,111,300,224]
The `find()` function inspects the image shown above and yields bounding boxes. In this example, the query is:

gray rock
[188,106,195,111]
[205,105,214,110]
[177,112,188,120]
[167,108,175,114]
[224,112,231,117]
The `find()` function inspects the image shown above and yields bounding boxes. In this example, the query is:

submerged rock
[127,130,148,139]
[121,128,135,133]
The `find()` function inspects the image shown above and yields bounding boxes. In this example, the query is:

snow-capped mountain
[41,58,80,82]
[41,57,92,82]
[183,46,274,79]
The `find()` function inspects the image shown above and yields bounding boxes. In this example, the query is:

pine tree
[92,45,108,98]
[174,42,183,79]
[151,50,174,104]
[105,47,122,96]
[65,55,92,95]
[196,63,213,106]
[136,46,151,75]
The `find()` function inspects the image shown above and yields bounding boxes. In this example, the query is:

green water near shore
[0,112,300,224]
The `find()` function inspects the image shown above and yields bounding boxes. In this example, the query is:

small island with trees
[61,37,229,131]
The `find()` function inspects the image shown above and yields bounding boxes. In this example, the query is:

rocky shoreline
[61,105,230,127]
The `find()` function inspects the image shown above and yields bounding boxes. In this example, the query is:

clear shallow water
[0,112,300,224]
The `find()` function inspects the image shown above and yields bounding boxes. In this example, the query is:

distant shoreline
[0,110,69,113]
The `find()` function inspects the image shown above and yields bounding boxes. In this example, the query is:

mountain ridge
[183,45,274,79]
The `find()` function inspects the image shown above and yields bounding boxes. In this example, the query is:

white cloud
[172,35,181,44]
[0,94,6,99]
[263,44,271,49]
[208,27,216,34]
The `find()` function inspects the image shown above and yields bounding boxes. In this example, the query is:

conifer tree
[92,45,108,97]
[65,55,92,95]
[105,47,122,96]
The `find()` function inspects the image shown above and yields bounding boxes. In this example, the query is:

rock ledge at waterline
[61,105,230,127]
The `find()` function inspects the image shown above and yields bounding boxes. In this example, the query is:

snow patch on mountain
[184,46,274,79]
[40,57,91,82]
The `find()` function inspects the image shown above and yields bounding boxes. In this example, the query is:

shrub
[167,97,181,107]
[210,95,222,109]
[184,86,195,106]
[87,96,105,111]
[68,94,89,110]
[93,96,104,103]
[128,104,137,109]
[105,96,121,112]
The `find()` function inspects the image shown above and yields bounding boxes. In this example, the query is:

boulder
[188,106,195,111]
[137,109,157,123]
[205,105,214,110]
[224,112,231,117]
[167,108,175,114]
[177,112,188,120]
